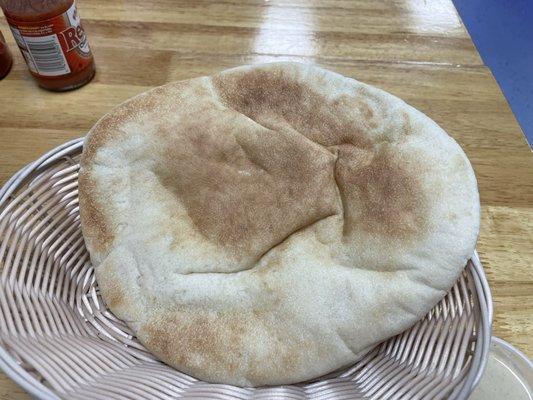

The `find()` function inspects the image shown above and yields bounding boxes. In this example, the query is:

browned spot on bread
[245,336,305,385]
[83,115,123,165]
[213,66,375,150]
[149,96,340,261]
[333,93,378,130]
[142,312,250,381]
[97,265,125,310]
[213,68,305,121]
[142,309,320,385]
[104,286,124,309]
[336,145,429,240]
[78,171,114,254]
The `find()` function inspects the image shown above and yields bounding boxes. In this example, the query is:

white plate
[470,337,532,400]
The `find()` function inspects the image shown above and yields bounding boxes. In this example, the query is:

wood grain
[0,0,531,398]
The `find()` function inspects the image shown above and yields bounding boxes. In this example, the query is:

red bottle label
[5,2,92,77]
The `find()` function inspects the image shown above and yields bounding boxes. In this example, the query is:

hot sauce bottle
[1,0,95,91]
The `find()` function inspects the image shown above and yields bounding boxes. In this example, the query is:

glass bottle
[1,0,95,90]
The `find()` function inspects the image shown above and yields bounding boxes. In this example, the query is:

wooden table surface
[0,0,531,398]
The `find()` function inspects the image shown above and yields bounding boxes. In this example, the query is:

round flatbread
[79,62,480,386]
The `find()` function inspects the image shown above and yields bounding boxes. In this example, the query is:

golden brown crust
[211,65,429,245]
[139,309,334,386]
[334,144,428,241]
[78,170,114,255]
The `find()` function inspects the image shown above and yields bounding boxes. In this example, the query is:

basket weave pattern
[0,139,492,400]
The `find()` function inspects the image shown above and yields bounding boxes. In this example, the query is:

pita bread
[79,62,480,386]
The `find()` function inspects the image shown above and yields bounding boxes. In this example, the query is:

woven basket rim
[0,138,493,400]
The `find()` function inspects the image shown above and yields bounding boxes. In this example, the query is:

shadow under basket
[0,138,492,400]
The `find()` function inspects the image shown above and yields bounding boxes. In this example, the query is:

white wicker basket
[0,138,492,400]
